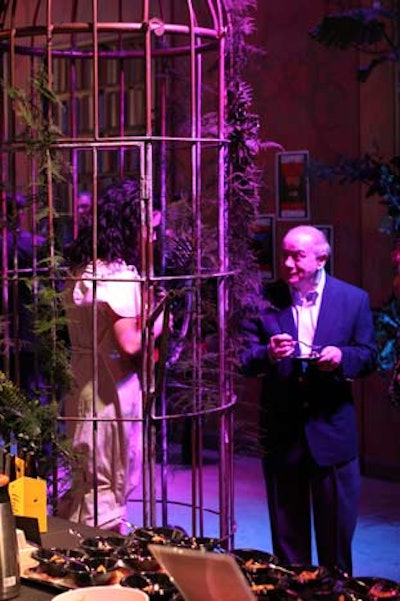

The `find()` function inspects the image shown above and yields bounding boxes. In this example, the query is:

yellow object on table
[8,476,47,532]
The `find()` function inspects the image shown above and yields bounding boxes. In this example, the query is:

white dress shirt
[291,269,326,357]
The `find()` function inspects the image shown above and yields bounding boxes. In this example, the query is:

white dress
[60,260,142,530]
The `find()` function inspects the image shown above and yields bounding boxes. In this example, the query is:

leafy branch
[1,65,73,471]
[0,371,73,477]
[309,5,400,82]
[311,153,400,236]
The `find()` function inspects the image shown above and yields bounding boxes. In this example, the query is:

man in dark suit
[241,225,377,575]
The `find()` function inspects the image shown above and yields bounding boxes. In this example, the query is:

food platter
[19,544,130,592]
[17,528,185,594]
[19,545,71,592]
[21,561,131,591]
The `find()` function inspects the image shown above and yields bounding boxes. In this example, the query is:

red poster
[276,150,310,219]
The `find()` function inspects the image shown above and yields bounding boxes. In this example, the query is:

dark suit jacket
[241,275,377,467]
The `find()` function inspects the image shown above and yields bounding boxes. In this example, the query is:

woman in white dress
[59,179,163,533]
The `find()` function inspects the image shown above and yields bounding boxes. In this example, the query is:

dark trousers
[262,435,360,576]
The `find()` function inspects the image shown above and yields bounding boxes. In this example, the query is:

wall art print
[276,150,310,220]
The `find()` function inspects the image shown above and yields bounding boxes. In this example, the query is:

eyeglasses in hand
[293,340,323,358]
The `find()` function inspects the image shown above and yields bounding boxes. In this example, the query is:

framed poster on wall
[276,150,310,220]
[252,214,275,281]
[316,224,334,275]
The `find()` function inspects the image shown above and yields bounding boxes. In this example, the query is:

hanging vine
[1,65,74,474]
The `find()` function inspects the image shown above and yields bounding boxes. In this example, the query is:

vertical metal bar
[143,0,153,138]
[1,29,12,383]
[7,23,18,388]
[216,18,230,544]
[395,0,400,161]
[69,35,79,237]
[90,0,100,527]
[118,0,125,176]
[45,0,58,406]
[186,0,201,539]
[157,34,169,527]
[137,143,149,528]
[142,0,153,532]
[145,138,157,527]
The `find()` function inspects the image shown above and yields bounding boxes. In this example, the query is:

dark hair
[5,193,26,222]
[64,179,142,271]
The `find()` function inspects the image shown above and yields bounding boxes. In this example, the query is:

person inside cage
[58,178,167,533]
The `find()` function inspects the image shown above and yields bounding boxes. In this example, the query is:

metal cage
[0,0,236,543]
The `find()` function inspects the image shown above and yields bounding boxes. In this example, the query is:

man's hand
[316,346,342,371]
[268,333,295,361]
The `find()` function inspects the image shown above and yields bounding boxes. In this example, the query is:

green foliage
[224,2,266,454]
[309,6,400,82]
[26,271,73,399]
[373,296,400,372]
[4,65,70,197]
[1,65,73,469]
[312,153,400,236]
[310,3,400,388]
[0,370,73,474]
[225,2,264,319]
[4,67,72,393]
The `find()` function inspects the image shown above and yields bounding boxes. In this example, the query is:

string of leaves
[1,65,73,472]
[223,0,265,454]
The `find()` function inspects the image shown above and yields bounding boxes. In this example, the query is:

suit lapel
[278,306,297,339]
[313,276,336,346]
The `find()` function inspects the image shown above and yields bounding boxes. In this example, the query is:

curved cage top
[0,0,228,57]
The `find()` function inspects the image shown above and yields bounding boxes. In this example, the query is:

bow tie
[293,290,318,307]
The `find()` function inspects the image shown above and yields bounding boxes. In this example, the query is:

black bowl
[179,536,224,552]
[86,556,119,585]
[132,526,187,546]
[232,549,279,576]
[120,573,150,589]
[282,564,331,588]
[312,590,368,601]
[250,581,295,600]
[66,559,92,587]
[344,577,400,600]
[121,571,177,601]
[80,535,126,556]
[31,547,72,578]
[63,548,87,561]
[114,546,161,572]
[66,555,119,587]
